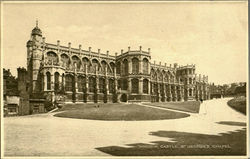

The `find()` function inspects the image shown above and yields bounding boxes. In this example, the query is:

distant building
[17,22,210,108]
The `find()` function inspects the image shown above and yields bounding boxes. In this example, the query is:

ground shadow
[216,121,246,127]
[96,128,246,156]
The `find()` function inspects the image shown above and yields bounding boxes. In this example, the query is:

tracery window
[65,74,74,92]
[46,72,51,90]
[82,57,90,72]
[77,76,84,92]
[89,77,95,93]
[109,79,115,94]
[61,54,70,68]
[116,62,121,74]
[132,58,139,74]
[143,79,149,94]
[131,78,139,93]
[54,72,60,91]
[99,78,105,93]
[123,59,128,75]
[143,58,148,74]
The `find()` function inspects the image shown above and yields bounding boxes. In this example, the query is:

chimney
[79,44,82,50]
[107,50,109,56]
[121,49,123,54]
[128,46,130,52]
[57,40,60,46]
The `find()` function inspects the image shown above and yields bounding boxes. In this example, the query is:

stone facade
[18,23,210,104]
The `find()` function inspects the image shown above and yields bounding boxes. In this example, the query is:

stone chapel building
[17,22,210,109]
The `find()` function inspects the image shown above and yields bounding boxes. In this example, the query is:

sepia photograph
[1,1,248,158]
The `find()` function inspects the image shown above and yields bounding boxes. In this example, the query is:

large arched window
[61,54,70,68]
[131,78,139,93]
[116,62,121,74]
[54,72,60,91]
[46,72,51,90]
[109,62,115,74]
[101,61,107,74]
[132,58,139,74]
[65,74,74,92]
[143,79,149,94]
[123,59,128,75]
[47,51,58,64]
[109,79,115,94]
[77,76,84,92]
[72,56,81,71]
[82,57,90,72]
[122,79,128,90]
[91,59,99,73]
[99,78,105,93]
[143,58,149,74]
[89,77,95,93]
[153,83,158,94]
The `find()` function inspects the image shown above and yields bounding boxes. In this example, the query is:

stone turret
[27,20,43,93]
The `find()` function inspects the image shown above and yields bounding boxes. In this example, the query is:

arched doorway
[120,94,127,102]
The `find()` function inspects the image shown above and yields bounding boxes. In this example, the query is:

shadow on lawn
[216,121,246,127]
[96,128,246,156]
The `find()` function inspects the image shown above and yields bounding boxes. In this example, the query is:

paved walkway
[136,102,196,115]
[4,98,246,156]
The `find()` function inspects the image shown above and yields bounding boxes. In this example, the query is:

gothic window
[122,79,128,90]
[99,78,105,93]
[116,62,121,74]
[143,58,148,74]
[143,79,149,94]
[65,74,74,92]
[77,76,84,92]
[61,74,65,91]
[82,57,90,72]
[160,84,164,94]
[131,78,139,93]
[91,59,99,73]
[54,72,60,92]
[72,56,81,71]
[61,54,70,68]
[101,61,107,74]
[132,58,139,74]
[89,77,95,93]
[153,83,158,94]
[110,62,115,74]
[46,72,51,90]
[47,51,58,64]
[109,79,115,94]
[123,59,128,75]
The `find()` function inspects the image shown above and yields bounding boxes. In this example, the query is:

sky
[2,1,248,85]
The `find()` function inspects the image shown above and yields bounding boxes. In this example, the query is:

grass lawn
[227,97,246,115]
[96,128,246,156]
[54,103,190,121]
[143,101,200,113]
